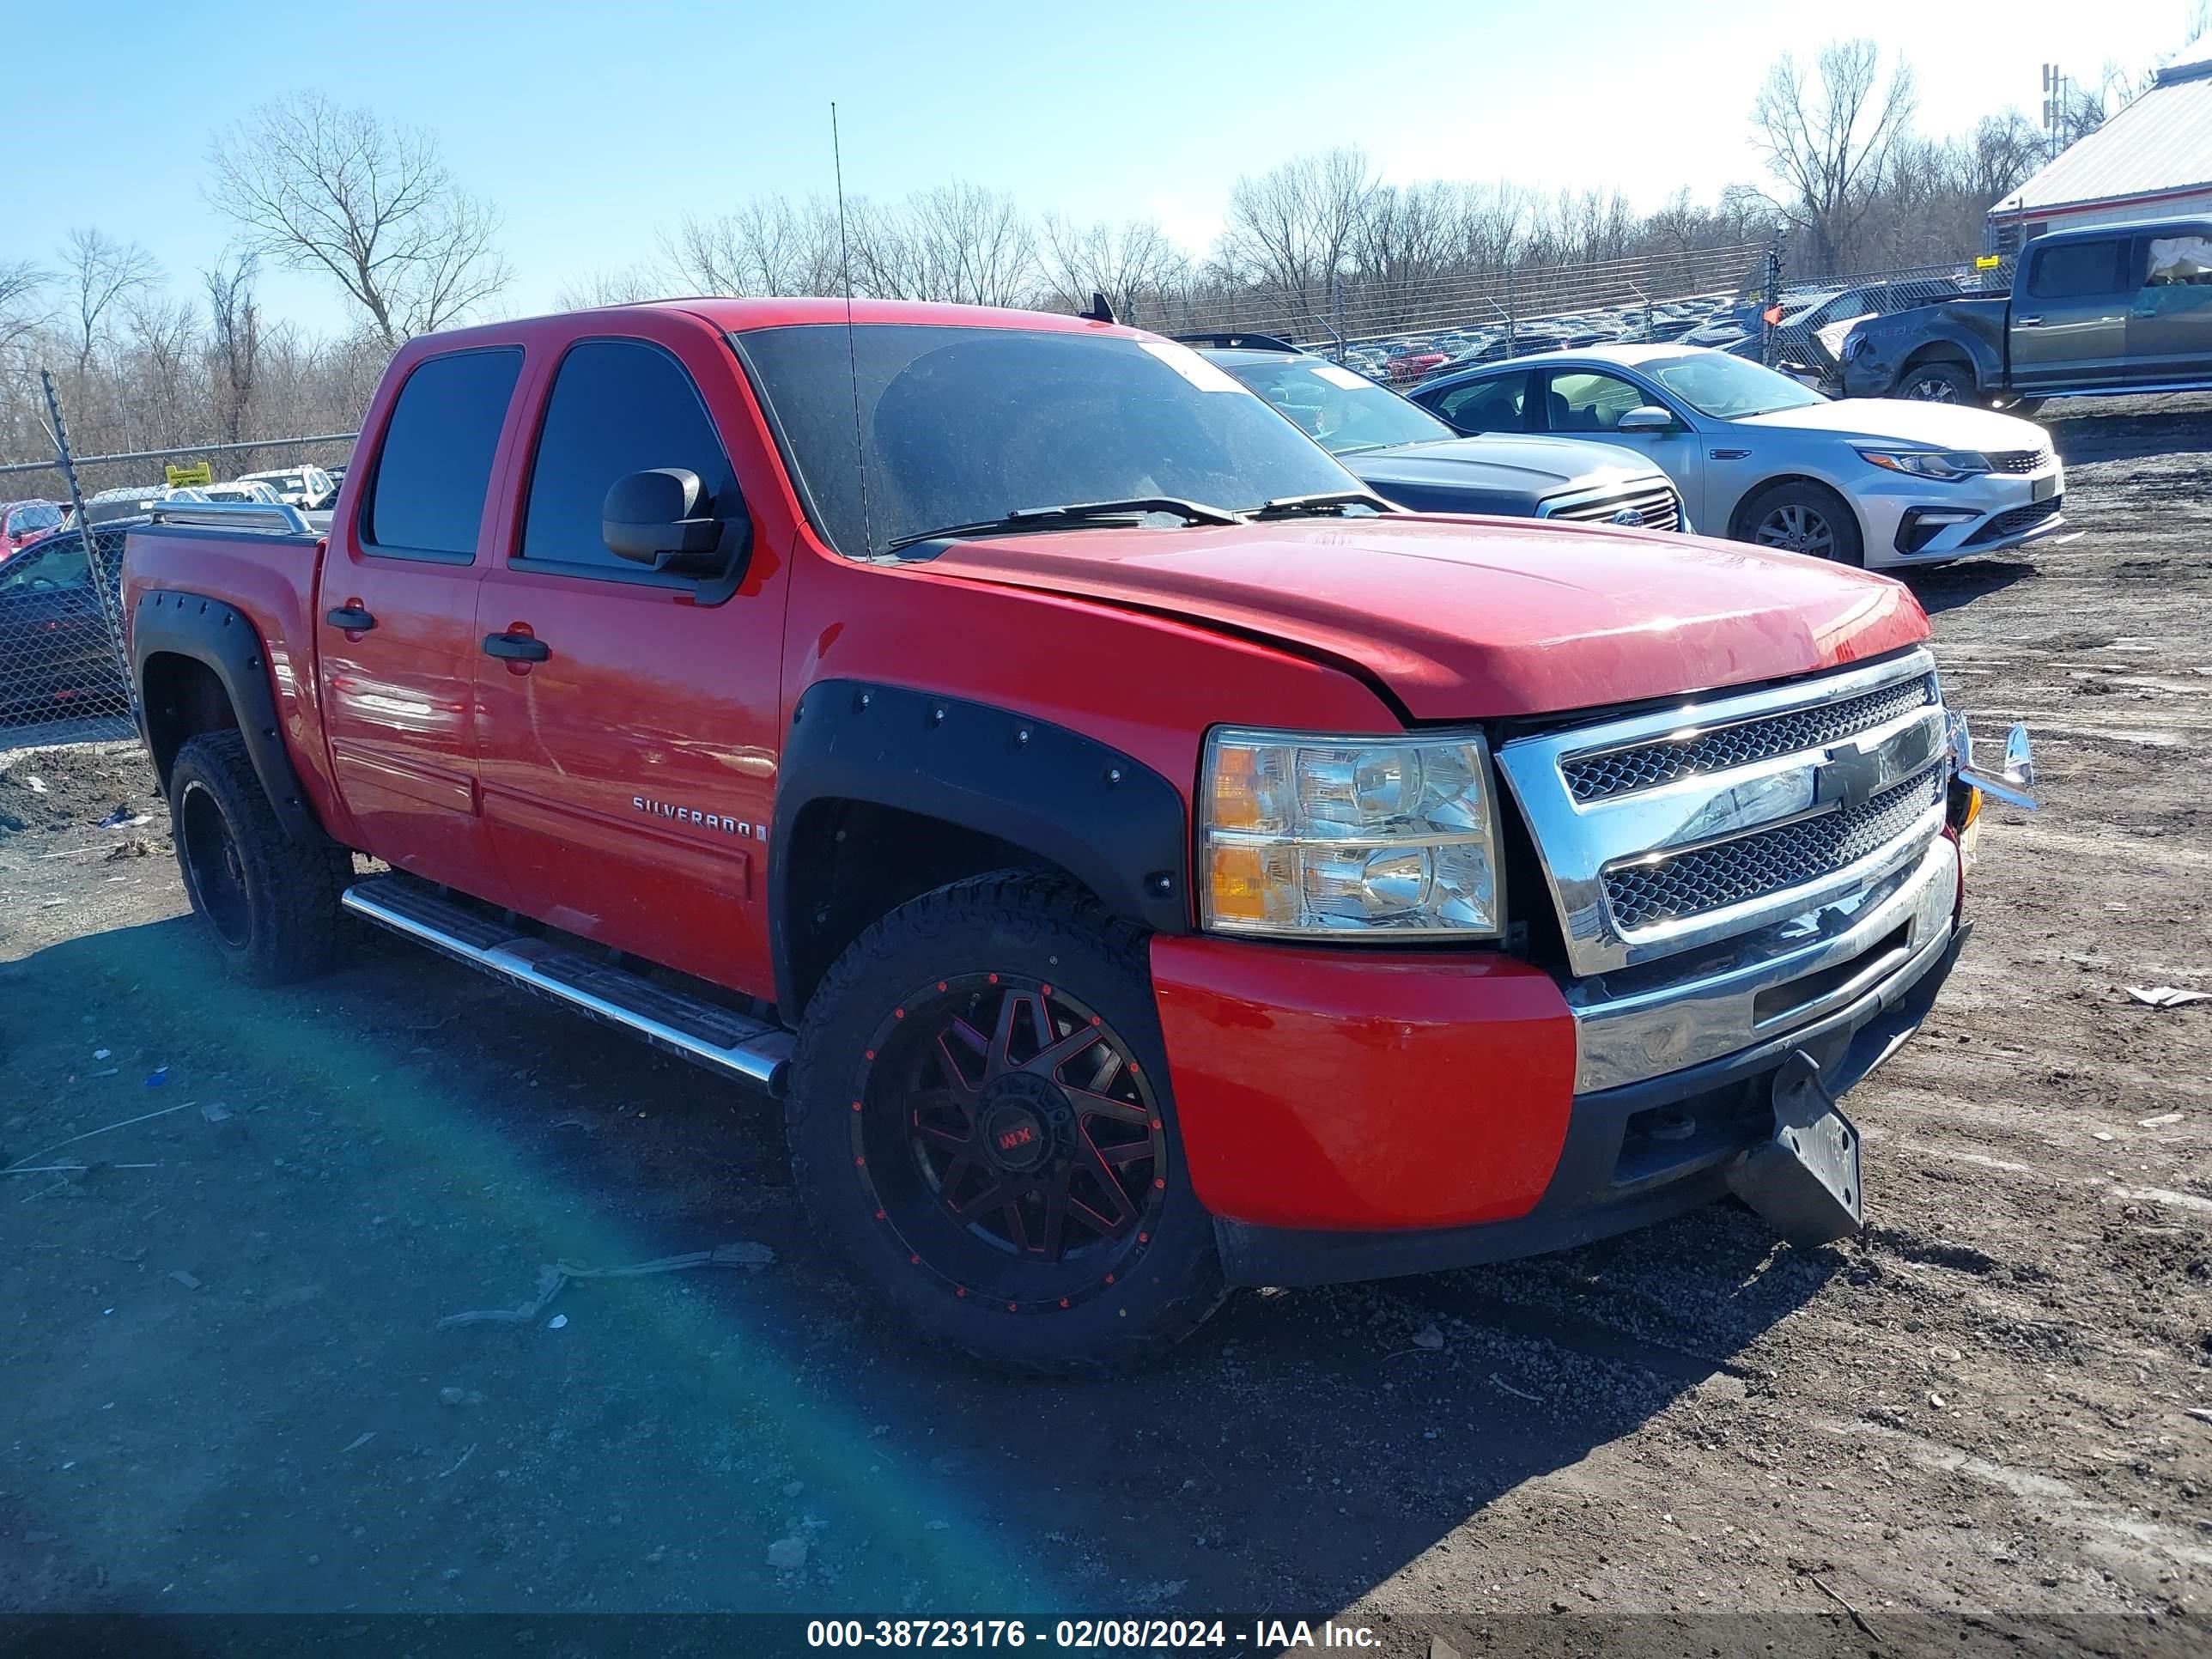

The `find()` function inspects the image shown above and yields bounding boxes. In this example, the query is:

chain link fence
[0,524,135,749]
[0,432,357,511]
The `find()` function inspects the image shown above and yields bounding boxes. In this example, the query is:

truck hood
[1344,434,1662,512]
[1737,397,2048,451]
[919,517,1927,720]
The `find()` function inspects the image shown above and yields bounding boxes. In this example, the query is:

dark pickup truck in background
[1841,217,2212,407]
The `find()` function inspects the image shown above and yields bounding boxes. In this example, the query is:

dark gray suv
[1188,336,1690,532]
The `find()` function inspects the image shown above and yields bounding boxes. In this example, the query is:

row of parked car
[1182,331,2069,574]
[0,463,344,558]
[1331,274,1979,389]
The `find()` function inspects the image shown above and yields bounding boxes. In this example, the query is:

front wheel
[787,872,1225,1376]
[1739,480,1864,567]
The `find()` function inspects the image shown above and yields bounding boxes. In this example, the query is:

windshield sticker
[1310,363,1370,390]
[1139,341,1247,392]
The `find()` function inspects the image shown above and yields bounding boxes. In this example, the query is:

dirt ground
[3,398,2209,1656]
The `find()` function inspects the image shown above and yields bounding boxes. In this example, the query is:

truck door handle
[2014,315,2043,327]
[325,605,376,630]
[482,630,550,663]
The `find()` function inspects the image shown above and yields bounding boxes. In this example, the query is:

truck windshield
[1648,352,1828,421]
[734,324,1363,556]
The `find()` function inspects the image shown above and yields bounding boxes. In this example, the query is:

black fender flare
[131,588,328,845]
[769,680,1191,1013]
[1899,325,2002,391]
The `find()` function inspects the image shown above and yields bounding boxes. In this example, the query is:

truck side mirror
[602,467,749,577]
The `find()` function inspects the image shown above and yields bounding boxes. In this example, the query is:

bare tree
[1963,111,2048,202]
[0,258,50,356]
[1038,215,1188,326]
[1217,148,1378,334]
[665,196,843,296]
[1751,40,1917,276]
[554,264,669,309]
[61,228,159,370]
[1350,182,1459,334]
[125,295,202,441]
[891,184,1037,305]
[204,251,261,444]
[208,94,511,345]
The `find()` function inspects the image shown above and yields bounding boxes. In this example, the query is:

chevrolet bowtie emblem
[1812,743,1885,812]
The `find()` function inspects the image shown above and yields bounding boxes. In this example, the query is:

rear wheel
[787,872,1225,1376]
[169,730,349,984]
[1739,480,1864,567]
[1900,361,1976,404]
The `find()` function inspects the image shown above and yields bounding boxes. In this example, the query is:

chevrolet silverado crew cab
[1842,217,2212,406]
[122,299,2032,1374]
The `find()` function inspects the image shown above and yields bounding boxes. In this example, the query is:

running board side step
[342,875,793,1096]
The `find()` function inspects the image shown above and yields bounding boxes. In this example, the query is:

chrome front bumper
[1496,647,1985,1094]
[1565,835,1958,1091]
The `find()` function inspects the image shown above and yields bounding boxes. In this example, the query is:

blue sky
[1,0,2195,335]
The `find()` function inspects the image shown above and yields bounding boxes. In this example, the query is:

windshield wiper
[885,496,1244,552]
[1247,489,1397,520]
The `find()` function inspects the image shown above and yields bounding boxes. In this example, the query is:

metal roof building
[1990,58,2212,249]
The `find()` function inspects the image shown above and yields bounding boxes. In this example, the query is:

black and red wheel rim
[852,974,1168,1312]
[178,781,252,949]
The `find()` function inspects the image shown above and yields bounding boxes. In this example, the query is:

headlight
[1199,727,1504,939]
[1856,447,1990,480]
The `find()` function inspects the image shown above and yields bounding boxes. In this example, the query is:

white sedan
[236,465,337,512]
[1411,343,2073,570]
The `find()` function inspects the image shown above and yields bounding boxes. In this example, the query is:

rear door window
[2025,239,2128,301]
[362,347,523,561]
[517,339,741,576]
[1536,371,1651,433]
[1427,372,1529,433]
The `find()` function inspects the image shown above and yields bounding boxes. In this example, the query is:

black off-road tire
[168,730,350,985]
[788,872,1227,1376]
[1737,479,1865,567]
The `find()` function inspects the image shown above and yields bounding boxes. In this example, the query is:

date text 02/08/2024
[804,1619,1379,1650]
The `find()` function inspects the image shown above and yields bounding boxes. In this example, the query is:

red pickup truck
[120,298,2030,1374]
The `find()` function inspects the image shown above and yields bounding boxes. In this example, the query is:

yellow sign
[165,460,213,488]
[1975,254,2002,270]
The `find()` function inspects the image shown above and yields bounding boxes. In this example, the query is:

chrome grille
[1543,482,1681,533]
[1495,648,1949,979]
[1563,673,1937,803]
[1604,767,1946,932]
[1987,448,2050,474]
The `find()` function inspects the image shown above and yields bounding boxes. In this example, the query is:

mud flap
[1728,1047,1863,1248]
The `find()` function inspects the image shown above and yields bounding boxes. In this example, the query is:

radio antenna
[831,102,874,558]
